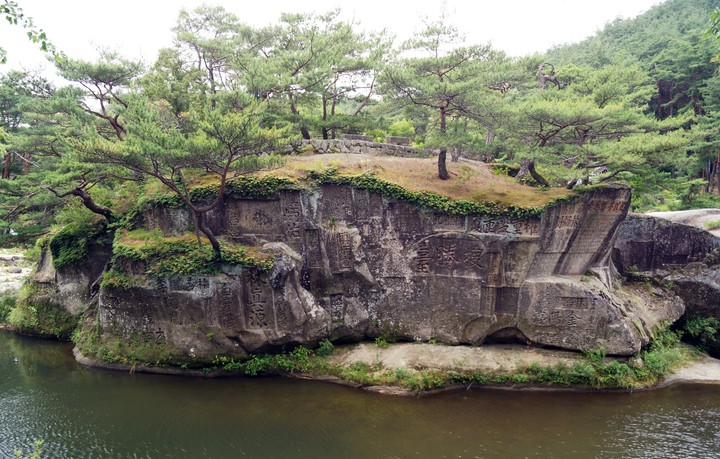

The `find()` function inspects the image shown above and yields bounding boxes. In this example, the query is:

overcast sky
[0,0,665,74]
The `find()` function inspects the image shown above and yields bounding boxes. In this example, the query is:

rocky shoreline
[70,341,720,396]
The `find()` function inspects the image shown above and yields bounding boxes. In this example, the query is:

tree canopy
[2,0,720,248]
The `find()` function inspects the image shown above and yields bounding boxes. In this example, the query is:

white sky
[0,0,664,74]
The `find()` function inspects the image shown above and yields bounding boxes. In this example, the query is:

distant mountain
[546,0,720,119]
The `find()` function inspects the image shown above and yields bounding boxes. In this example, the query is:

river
[2,331,720,458]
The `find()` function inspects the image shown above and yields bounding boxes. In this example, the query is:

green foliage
[9,282,76,339]
[213,345,319,376]
[387,118,415,137]
[0,290,16,323]
[111,229,273,279]
[212,355,243,371]
[73,325,177,367]
[49,221,109,270]
[374,337,389,349]
[582,347,606,365]
[243,354,275,376]
[0,0,62,64]
[310,167,585,218]
[99,269,136,290]
[316,338,334,357]
[138,175,297,211]
[682,316,720,354]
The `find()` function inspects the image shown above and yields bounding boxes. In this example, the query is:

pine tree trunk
[2,152,11,179]
[438,148,449,180]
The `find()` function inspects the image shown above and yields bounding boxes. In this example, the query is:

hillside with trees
[0,0,719,247]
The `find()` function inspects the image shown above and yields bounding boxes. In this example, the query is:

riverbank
[0,248,32,294]
[69,339,720,396]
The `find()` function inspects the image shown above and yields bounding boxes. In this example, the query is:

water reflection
[2,330,720,458]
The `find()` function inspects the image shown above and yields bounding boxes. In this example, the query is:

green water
[2,331,720,458]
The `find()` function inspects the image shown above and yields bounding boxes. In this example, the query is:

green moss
[309,168,590,218]
[100,268,139,290]
[8,283,77,339]
[136,175,298,212]
[73,325,178,366]
[49,221,111,270]
[112,230,273,279]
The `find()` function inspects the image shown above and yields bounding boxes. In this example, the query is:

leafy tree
[382,8,493,179]
[240,9,390,140]
[172,5,248,109]
[0,0,62,64]
[81,96,279,256]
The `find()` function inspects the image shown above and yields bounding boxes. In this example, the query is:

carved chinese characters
[224,199,282,241]
[412,234,501,283]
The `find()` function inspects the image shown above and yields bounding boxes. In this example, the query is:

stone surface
[613,214,720,274]
[29,243,112,315]
[80,181,689,361]
[286,139,428,158]
[613,213,720,322]
[647,208,720,237]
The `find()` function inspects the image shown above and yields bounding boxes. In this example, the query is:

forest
[1,0,720,247]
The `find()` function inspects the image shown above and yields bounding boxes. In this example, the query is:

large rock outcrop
[614,213,720,321]
[85,183,684,361]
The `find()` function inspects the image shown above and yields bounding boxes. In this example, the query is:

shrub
[9,283,76,339]
[0,291,16,323]
[49,221,110,270]
[683,316,720,351]
[388,118,415,137]
[316,339,334,357]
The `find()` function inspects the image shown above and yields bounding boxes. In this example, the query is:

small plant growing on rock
[316,339,334,357]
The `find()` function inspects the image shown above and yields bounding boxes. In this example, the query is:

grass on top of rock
[110,228,273,280]
[49,221,112,270]
[137,153,575,217]
[704,220,720,231]
[258,154,573,211]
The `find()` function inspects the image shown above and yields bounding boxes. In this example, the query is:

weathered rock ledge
[72,342,719,396]
[614,212,720,327]
[79,180,685,361]
[21,176,690,369]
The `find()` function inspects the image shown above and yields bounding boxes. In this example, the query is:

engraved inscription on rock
[218,282,240,330]
[281,193,304,246]
[327,231,354,274]
[244,276,274,330]
[412,234,501,281]
[224,200,281,240]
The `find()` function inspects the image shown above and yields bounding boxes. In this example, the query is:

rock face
[613,214,720,274]
[614,213,720,321]
[88,183,684,361]
[31,242,112,315]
